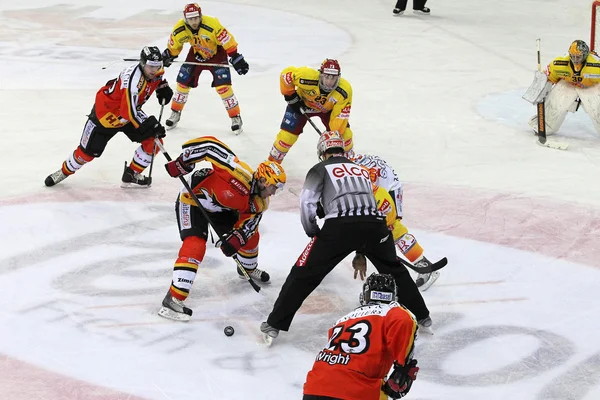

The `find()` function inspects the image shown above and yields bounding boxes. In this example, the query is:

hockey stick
[534,39,569,151]
[147,101,166,186]
[300,107,324,136]
[153,139,262,293]
[398,256,447,274]
[102,59,229,70]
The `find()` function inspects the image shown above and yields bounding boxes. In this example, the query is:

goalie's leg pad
[576,84,600,134]
[530,80,579,134]
[169,236,206,301]
[268,130,299,162]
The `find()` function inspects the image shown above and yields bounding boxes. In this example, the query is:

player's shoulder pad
[172,20,188,35]
[553,59,569,66]
[199,15,220,32]
[335,78,352,99]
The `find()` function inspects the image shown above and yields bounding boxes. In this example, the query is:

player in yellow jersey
[267,59,355,163]
[350,152,440,292]
[161,3,249,134]
[526,40,600,136]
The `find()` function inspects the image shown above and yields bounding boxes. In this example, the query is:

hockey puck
[224,326,235,336]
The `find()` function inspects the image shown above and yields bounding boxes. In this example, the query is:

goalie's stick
[534,39,569,151]
[147,101,166,187]
[102,59,229,70]
[153,139,262,293]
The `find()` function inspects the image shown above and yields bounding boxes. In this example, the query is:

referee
[261,131,431,342]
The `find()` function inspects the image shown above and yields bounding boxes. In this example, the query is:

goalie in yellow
[161,3,249,134]
[267,59,355,163]
[525,40,600,136]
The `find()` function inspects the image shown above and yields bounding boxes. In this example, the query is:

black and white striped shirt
[300,156,382,236]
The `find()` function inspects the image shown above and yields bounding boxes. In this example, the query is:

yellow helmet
[569,40,589,65]
[254,161,286,191]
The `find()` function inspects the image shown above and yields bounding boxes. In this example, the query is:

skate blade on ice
[158,306,191,322]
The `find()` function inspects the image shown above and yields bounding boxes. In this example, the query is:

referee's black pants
[266,216,429,331]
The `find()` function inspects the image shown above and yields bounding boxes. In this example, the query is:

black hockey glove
[229,52,249,75]
[218,229,247,257]
[382,360,419,399]
[156,81,173,105]
[284,92,305,114]
[165,154,194,178]
[161,49,177,68]
[139,116,166,140]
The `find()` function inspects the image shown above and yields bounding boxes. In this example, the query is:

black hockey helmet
[140,46,163,68]
[360,273,397,306]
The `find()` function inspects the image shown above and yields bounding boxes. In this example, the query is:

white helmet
[317,131,344,161]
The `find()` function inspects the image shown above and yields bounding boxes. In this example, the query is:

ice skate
[260,321,279,346]
[158,291,193,321]
[413,7,430,15]
[231,115,243,135]
[165,110,181,129]
[238,266,270,283]
[121,162,151,188]
[45,169,68,187]
[392,8,405,15]
[418,316,434,335]
[414,256,440,291]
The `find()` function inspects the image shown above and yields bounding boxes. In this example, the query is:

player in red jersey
[45,46,172,188]
[303,273,419,400]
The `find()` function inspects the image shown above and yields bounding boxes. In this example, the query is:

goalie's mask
[569,40,589,67]
[360,273,397,306]
[317,131,344,161]
[139,46,163,79]
[254,161,286,198]
[183,3,202,31]
[319,58,341,92]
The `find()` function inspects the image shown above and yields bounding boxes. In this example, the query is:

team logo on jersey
[328,163,370,180]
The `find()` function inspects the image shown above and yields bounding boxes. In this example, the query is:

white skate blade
[418,271,440,292]
[120,183,151,189]
[262,333,274,347]
[158,306,191,322]
[418,325,434,335]
[232,127,243,135]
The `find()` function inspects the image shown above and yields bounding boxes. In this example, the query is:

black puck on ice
[224,326,235,336]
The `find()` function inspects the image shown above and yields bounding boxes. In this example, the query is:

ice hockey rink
[2,0,600,399]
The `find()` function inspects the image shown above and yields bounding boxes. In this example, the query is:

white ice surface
[1,1,600,399]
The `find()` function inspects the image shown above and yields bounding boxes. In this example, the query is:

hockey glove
[161,49,177,68]
[156,81,173,105]
[165,154,194,178]
[218,229,247,257]
[139,116,166,140]
[382,360,419,399]
[284,92,305,114]
[229,52,249,75]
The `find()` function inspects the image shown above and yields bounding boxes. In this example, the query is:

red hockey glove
[165,154,194,178]
[382,359,419,399]
[217,229,247,257]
